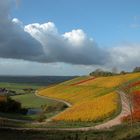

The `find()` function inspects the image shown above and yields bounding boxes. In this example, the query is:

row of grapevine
[122,81,140,122]
[53,92,118,121]
[39,73,140,122]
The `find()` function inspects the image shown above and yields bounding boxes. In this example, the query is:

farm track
[0,90,131,131]
[34,90,130,130]
[34,91,72,122]
[0,117,31,123]
[35,91,72,108]
[0,90,72,124]
[94,90,130,129]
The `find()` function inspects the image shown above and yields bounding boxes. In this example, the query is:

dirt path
[35,91,72,108]
[55,90,131,131]
[94,90,130,129]
[0,91,72,124]
[33,90,131,130]
[34,91,72,122]
[0,90,131,131]
[0,117,31,123]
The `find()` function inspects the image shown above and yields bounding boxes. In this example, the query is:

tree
[120,71,127,75]
[133,67,140,73]
[37,113,46,122]
[0,96,27,114]
[89,68,114,77]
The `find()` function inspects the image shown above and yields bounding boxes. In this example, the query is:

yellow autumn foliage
[38,72,140,122]
[80,73,140,88]
[53,92,118,121]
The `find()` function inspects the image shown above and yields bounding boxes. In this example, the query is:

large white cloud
[25,22,109,65]
[63,29,88,46]
[25,22,140,70]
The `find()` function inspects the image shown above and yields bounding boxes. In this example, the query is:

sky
[0,0,140,76]
[12,0,140,46]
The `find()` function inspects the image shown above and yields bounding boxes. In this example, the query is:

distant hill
[0,76,77,86]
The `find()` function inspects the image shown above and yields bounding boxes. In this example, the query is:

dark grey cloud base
[0,0,45,62]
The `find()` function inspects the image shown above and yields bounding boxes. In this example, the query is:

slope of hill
[38,73,140,123]
[122,79,140,122]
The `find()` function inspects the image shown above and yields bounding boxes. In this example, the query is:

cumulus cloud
[12,18,23,27]
[25,22,109,65]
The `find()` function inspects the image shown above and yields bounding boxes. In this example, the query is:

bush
[133,67,140,73]
[0,96,27,114]
[89,69,115,77]
[42,102,68,113]
[37,113,46,122]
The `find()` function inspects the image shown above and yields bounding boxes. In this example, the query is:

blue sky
[12,0,140,46]
[0,0,140,76]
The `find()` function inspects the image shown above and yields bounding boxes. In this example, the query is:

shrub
[37,113,46,122]
[89,69,115,77]
[133,67,140,73]
[0,96,27,114]
[42,102,68,113]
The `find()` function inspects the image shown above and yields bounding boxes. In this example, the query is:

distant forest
[0,76,77,86]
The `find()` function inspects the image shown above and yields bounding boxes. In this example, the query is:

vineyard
[54,92,118,121]
[38,73,140,122]
[122,80,140,122]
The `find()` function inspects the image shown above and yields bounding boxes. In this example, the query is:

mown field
[0,83,64,121]
[39,72,140,123]
[0,82,40,94]
[12,93,58,109]
[10,93,61,120]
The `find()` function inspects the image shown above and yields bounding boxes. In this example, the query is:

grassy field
[1,73,140,126]
[1,74,140,139]
[1,123,140,140]
[0,82,41,94]
[0,82,65,121]
[39,72,140,124]
[9,93,60,120]
[12,93,58,109]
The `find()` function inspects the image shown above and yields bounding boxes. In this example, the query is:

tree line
[89,67,140,77]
